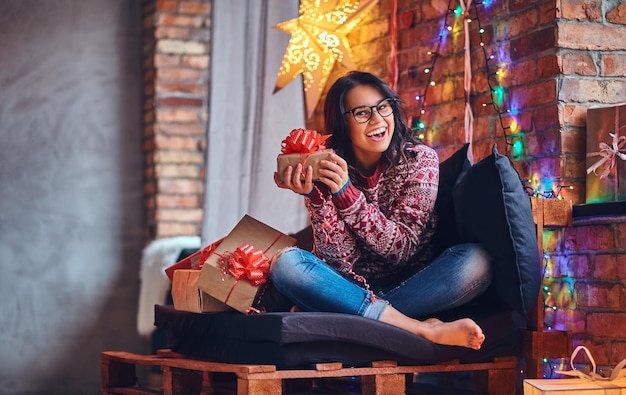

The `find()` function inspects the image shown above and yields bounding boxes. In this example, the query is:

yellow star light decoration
[273,0,378,117]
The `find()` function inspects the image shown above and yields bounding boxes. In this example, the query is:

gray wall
[0,1,145,394]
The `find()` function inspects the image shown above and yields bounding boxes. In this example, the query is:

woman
[272,71,492,350]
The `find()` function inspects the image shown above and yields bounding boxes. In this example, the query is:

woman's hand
[274,163,315,195]
[318,153,349,194]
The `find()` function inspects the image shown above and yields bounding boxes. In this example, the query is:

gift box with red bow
[165,237,233,313]
[171,269,232,313]
[197,214,296,313]
[586,103,626,204]
[276,128,334,182]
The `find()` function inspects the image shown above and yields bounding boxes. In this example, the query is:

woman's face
[343,84,395,172]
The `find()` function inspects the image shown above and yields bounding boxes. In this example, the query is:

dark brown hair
[323,71,420,167]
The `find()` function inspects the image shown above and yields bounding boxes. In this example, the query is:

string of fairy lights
[410,0,514,151]
[408,0,573,199]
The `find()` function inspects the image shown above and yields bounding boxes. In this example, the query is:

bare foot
[421,318,485,350]
[379,306,485,350]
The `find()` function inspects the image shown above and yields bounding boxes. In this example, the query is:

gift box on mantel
[586,103,626,204]
[197,214,296,313]
[276,128,334,182]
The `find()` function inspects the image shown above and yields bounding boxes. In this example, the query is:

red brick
[601,53,626,77]
[526,129,560,156]
[159,179,204,194]
[156,0,177,13]
[179,2,210,15]
[155,163,201,179]
[611,342,626,365]
[556,253,591,278]
[538,2,558,24]
[157,194,200,208]
[181,55,209,69]
[155,135,200,150]
[155,123,203,136]
[577,282,626,310]
[560,51,597,76]
[563,152,586,179]
[157,14,204,28]
[606,2,626,24]
[507,59,538,87]
[154,150,205,164]
[532,105,560,131]
[575,339,610,365]
[156,222,199,238]
[510,26,556,60]
[564,225,616,251]
[560,78,626,103]
[594,254,626,280]
[559,0,603,22]
[587,313,626,337]
[617,225,626,252]
[553,308,586,333]
[561,104,587,127]
[154,53,181,67]
[156,96,204,108]
[501,9,540,39]
[558,23,626,51]
[511,80,557,111]
[157,208,203,222]
[155,108,200,123]
[155,26,189,40]
[155,81,202,95]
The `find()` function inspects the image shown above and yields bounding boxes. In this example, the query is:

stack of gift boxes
[166,128,330,314]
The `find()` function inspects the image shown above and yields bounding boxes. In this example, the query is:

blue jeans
[270,243,492,321]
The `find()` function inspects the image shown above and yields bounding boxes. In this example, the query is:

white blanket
[137,236,201,337]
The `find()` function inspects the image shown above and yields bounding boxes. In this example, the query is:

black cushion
[431,143,471,257]
[452,144,541,317]
[154,304,522,368]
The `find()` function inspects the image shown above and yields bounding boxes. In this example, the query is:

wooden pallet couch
[101,144,572,395]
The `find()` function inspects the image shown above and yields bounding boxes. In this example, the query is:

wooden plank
[362,372,405,395]
[237,377,282,395]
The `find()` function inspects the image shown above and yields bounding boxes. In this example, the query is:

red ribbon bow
[280,128,331,154]
[223,244,270,286]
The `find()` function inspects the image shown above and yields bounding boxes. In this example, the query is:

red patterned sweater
[305,143,439,281]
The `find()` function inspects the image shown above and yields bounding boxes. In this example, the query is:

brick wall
[140,0,626,368]
[141,0,210,240]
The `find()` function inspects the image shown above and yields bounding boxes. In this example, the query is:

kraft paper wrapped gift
[197,214,296,313]
[586,103,626,204]
[523,378,626,394]
[276,128,334,182]
[526,346,626,394]
[164,237,224,282]
[277,149,335,182]
[171,269,231,313]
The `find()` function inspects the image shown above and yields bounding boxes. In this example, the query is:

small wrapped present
[524,345,626,394]
[164,237,224,282]
[171,269,231,313]
[197,214,296,313]
[524,378,626,394]
[586,103,626,203]
[276,128,334,182]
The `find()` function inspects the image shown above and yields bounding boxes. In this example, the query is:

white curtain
[202,0,309,244]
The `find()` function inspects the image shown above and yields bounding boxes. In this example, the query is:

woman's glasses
[344,98,396,124]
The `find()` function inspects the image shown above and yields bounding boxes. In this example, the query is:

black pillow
[452,144,541,317]
[431,143,471,257]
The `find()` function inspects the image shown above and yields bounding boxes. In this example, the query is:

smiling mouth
[366,128,386,138]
